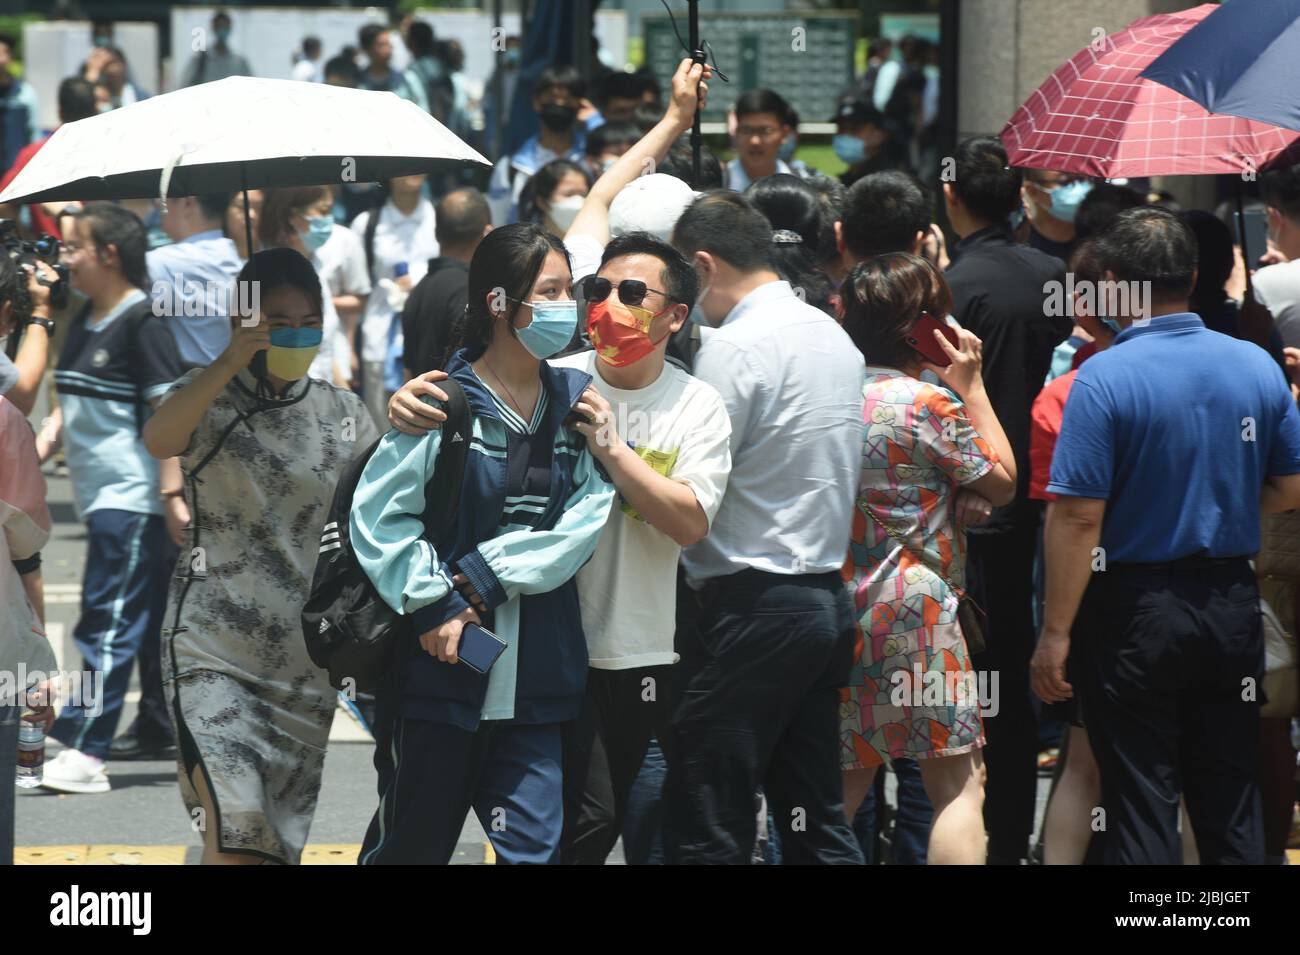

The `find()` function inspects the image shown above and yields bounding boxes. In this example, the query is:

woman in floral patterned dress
[143,248,377,864]
[837,253,1016,864]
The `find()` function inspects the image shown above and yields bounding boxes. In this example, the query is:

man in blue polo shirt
[1031,207,1300,864]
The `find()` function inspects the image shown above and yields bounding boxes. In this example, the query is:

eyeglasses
[737,125,781,140]
[580,275,677,308]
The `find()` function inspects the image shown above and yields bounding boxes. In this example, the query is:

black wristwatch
[24,316,55,334]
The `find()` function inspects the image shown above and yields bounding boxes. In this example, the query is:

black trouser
[133,603,175,743]
[663,569,864,865]
[966,504,1040,862]
[560,664,674,864]
[1074,557,1265,865]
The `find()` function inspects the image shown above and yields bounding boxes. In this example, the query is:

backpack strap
[420,377,471,547]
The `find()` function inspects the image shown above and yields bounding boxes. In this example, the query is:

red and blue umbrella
[1141,0,1300,133]
[1001,3,1300,179]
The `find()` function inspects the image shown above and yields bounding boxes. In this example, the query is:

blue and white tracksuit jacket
[349,348,615,731]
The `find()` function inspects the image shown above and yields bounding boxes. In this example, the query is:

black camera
[1,218,70,360]
[1,217,70,313]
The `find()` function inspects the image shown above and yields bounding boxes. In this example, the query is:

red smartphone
[904,312,960,367]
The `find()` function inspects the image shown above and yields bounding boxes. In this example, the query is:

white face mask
[547,194,586,233]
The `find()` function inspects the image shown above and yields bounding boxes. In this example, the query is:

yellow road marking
[17,844,361,865]
[14,845,90,865]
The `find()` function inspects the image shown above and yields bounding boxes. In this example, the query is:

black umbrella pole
[1235,178,1254,301]
[242,178,254,265]
[689,0,702,186]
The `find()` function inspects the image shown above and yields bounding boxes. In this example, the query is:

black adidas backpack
[302,378,471,692]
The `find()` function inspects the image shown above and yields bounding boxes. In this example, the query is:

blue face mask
[1007,205,1025,231]
[514,299,578,359]
[1099,315,1122,335]
[1046,180,1093,224]
[505,48,521,68]
[778,136,797,162]
[214,27,231,44]
[832,133,866,167]
[300,215,333,253]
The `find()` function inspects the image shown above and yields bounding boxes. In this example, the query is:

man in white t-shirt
[314,220,371,385]
[350,174,438,427]
[1255,163,1300,346]
[549,233,731,864]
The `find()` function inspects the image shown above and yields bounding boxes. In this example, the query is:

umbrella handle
[241,167,254,264]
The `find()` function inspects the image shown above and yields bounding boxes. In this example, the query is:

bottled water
[16,718,45,789]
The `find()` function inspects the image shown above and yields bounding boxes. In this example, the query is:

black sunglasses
[580,275,679,308]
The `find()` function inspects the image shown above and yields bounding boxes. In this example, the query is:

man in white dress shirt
[665,190,866,864]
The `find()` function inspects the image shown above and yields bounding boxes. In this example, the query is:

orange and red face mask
[586,296,673,367]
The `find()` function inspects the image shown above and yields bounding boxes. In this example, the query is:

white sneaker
[40,748,111,794]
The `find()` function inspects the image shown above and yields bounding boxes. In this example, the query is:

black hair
[323,55,360,86]
[632,67,661,106]
[451,223,570,364]
[73,202,148,290]
[1075,183,1146,241]
[1262,162,1300,222]
[841,170,931,260]
[0,254,27,334]
[658,135,724,190]
[407,21,436,58]
[804,174,848,269]
[358,23,386,53]
[599,231,698,307]
[734,88,792,123]
[596,71,648,109]
[517,159,590,225]
[212,11,232,28]
[434,188,492,248]
[234,247,324,321]
[745,174,836,313]
[197,192,235,223]
[630,103,662,135]
[1091,206,1198,298]
[0,33,17,54]
[58,77,97,123]
[586,121,640,158]
[1181,210,1234,314]
[535,64,585,100]
[951,136,1021,226]
[672,190,775,273]
[1068,238,1104,287]
[841,252,954,369]
[302,36,321,58]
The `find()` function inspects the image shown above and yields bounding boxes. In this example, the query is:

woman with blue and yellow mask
[142,247,378,865]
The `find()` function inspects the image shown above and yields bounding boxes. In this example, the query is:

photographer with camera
[0,253,58,417]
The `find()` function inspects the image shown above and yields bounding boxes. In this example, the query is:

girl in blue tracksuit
[351,223,614,864]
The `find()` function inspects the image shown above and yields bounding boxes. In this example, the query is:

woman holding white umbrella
[144,247,377,865]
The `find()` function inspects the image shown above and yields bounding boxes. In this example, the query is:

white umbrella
[0,75,490,206]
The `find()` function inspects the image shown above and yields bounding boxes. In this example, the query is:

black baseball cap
[832,95,887,127]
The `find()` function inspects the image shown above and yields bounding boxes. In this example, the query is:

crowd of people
[0,12,1298,867]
